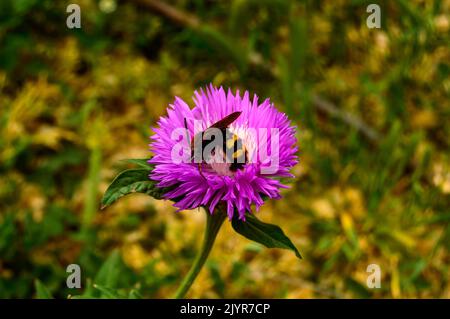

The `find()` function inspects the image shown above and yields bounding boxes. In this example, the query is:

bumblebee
[185,111,248,177]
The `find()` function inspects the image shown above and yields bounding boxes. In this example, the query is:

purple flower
[149,85,298,220]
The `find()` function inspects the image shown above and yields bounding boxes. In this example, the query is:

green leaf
[34,279,53,299]
[92,252,138,298]
[68,278,95,299]
[231,213,302,259]
[93,284,122,299]
[101,168,165,209]
[94,250,123,288]
[128,289,143,299]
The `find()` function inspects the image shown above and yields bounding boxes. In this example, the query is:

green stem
[173,208,226,299]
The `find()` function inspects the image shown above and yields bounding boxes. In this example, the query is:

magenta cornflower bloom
[149,84,298,220]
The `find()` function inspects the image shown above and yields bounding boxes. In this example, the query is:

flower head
[149,85,298,220]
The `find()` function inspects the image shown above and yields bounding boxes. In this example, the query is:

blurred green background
[0,0,449,298]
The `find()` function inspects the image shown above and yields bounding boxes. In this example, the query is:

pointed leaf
[93,284,122,299]
[94,250,123,288]
[35,279,54,299]
[101,168,165,209]
[232,213,302,259]
[128,289,143,299]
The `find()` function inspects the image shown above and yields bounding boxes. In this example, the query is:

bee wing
[209,111,242,129]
